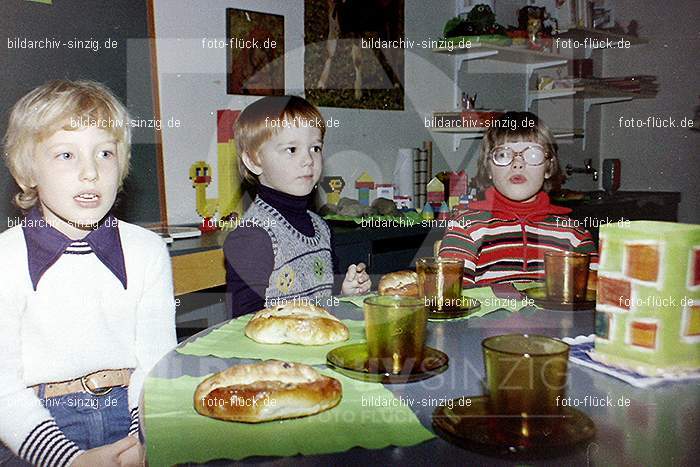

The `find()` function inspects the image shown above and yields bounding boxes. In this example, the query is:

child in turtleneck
[224,96,371,316]
[439,112,598,286]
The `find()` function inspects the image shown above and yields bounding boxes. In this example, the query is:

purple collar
[22,207,127,290]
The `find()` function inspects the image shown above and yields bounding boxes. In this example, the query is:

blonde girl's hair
[3,80,131,209]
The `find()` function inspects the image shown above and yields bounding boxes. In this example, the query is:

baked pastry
[244,303,349,345]
[194,360,342,423]
[378,270,418,296]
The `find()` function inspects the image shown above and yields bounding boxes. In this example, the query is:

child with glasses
[439,111,597,285]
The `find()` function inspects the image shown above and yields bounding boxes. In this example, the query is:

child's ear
[544,160,552,179]
[241,151,263,176]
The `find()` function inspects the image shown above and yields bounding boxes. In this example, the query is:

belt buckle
[81,375,113,396]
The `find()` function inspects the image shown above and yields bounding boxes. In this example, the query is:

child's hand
[341,263,371,296]
[72,436,137,467]
[118,438,145,467]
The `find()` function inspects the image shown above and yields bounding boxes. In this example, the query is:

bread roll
[194,360,342,423]
[378,270,418,296]
[245,303,349,345]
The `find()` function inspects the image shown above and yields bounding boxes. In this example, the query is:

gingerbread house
[591,221,700,376]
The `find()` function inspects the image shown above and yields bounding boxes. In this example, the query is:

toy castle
[591,221,700,376]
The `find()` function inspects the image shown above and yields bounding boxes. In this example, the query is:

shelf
[555,28,648,47]
[433,42,567,67]
[551,128,585,139]
[528,87,638,109]
[576,88,656,100]
[527,88,583,107]
[428,126,583,150]
[428,127,486,136]
[527,87,656,146]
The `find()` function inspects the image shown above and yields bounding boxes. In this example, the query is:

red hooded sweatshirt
[442,187,597,284]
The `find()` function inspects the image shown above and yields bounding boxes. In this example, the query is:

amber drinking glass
[482,334,570,417]
[363,295,428,374]
[416,257,464,312]
[544,251,590,302]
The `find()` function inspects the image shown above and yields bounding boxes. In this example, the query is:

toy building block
[427,176,445,210]
[457,194,470,211]
[217,109,243,221]
[591,221,700,376]
[320,176,346,205]
[436,202,450,220]
[421,202,434,221]
[375,184,395,201]
[189,161,219,232]
[355,172,375,206]
[448,171,468,209]
[394,195,413,210]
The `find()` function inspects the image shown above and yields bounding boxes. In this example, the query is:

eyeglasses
[489,144,549,167]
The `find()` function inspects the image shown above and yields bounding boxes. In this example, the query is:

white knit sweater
[0,221,177,466]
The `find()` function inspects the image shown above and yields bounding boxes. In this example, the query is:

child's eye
[311,145,322,153]
[98,150,115,159]
[56,152,73,161]
[285,147,296,155]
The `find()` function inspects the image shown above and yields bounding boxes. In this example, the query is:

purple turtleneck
[224,185,340,317]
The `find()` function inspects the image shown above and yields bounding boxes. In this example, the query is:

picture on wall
[227,8,285,96]
[304,0,405,110]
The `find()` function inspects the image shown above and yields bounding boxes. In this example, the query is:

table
[145,300,700,466]
[167,226,442,296]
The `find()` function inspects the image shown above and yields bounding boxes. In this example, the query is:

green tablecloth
[145,371,435,466]
[513,281,542,292]
[461,282,538,315]
[338,293,376,308]
[338,282,543,318]
[176,314,365,365]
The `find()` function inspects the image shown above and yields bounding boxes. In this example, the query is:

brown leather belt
[31,369,132,398]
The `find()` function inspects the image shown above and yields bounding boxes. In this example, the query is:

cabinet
[332,224,443,275]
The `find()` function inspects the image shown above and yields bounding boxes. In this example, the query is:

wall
[600,0,699,223]
[152,0,456,224]
[153,0,697,225]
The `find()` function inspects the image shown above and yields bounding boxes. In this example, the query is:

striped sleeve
[573,228,599,266]
[0,234,83,467]
[18,420,83,467]
[128,407,139,437]
[439,211,482,285]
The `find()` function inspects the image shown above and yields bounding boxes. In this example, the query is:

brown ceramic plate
[326,344,448,384]
[524,286,596,311]
[432,396,595,459]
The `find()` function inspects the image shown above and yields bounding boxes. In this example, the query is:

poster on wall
[227,8,285,96]
[304,0,405,110]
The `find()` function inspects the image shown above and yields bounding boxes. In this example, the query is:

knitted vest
[241,197,334,304]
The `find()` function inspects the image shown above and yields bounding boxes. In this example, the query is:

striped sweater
[439,188,598,285]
